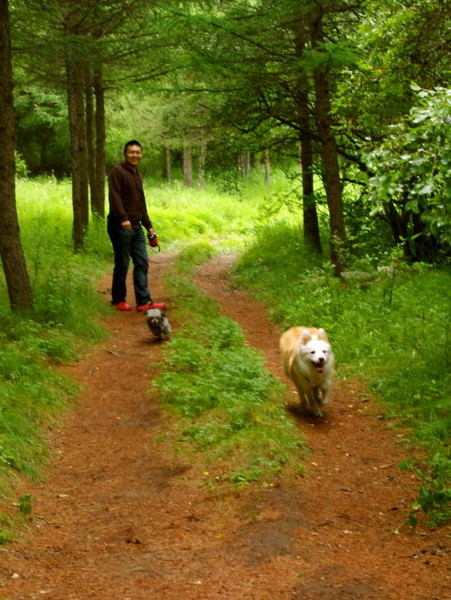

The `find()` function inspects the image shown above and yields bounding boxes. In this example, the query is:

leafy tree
[336,0,451,146]
[366,86,451,262]
[0,0,33,310]
[332,0,451,263]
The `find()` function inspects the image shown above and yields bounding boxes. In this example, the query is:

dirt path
[0,253,449,600]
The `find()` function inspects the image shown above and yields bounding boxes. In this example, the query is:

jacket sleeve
[108,167,128,222]
[138,173,153,230]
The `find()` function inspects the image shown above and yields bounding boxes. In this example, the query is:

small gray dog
[146,308,171,341]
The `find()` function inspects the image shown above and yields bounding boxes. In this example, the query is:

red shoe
[112,301,132,311]
[136,302,167,311]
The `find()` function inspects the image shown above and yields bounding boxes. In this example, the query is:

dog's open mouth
[313,363,325,373]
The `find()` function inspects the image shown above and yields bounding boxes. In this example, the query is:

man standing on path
[107,140,164,311]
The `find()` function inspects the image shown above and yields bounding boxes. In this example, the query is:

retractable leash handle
[147,232,160,252]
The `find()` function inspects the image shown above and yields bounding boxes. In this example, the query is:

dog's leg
[320,382,331,406]
[298,385,323,416]
[311,387,323,417]
[295,383,311,413]
[305,382,321,417]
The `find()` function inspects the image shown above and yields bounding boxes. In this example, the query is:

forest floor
[0,252,449,600]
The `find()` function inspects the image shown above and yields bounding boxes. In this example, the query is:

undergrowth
[233,223,451,527]
[155,243,306,485]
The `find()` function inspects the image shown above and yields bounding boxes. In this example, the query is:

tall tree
[292,16,321,252]
[309,3,346,274]
[93,66,106,217]
[0,0,33,310]
[64,7,90,250]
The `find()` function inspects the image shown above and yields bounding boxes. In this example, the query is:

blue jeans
[107,221,152,306]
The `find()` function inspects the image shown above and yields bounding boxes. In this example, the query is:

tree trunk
[383,200,406,246]
[298,140,321,253]
[63,8,89,250]
[85,67,96,215]
[293,19,321,253]
[183,144,194,187]
[310,14,345,275]
[0,0,33,310]
[93,66,106,218]
[198,129,207,188]
[162,145,171,182]
[297,86,321,253]
[263,149,271,185]
[238,152,251,178]
[66,57,89,251]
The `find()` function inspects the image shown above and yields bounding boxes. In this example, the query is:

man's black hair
[123,140,142,153]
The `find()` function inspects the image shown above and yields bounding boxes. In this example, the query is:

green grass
[154,243,306,484]
[143,179,266,254]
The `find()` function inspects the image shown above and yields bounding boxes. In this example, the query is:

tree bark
[292,16,322,253]
[64,8,89,250]
[298,88,321,253]
[298,140,321,253]
[162,145,171,182]
[238,152,251,178]
[263,149,271,186]
[0,0,33,310]
[310,12,345,275]
[66,57,89,251]
[85,67,96,215]
[198,129,207,188]
[93,66,106,217]
[183,144,194,187]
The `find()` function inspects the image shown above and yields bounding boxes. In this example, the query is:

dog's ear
[300,329,312,344]
[317,328,328,341]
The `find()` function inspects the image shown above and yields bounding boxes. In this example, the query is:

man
[107,140,164,311]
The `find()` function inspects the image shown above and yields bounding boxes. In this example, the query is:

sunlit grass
[147,179,264,253]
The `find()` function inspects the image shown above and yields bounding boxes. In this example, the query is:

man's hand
[121,220,132,231]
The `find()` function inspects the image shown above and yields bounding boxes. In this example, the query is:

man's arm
[138,172,153,231]
[108,167,131,229]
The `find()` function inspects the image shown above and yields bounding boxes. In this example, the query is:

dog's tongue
[315,365,324,373]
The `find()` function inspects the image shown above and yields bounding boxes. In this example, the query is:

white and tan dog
[280,327,334,417]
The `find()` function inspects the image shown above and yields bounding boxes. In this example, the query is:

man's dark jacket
[108,161,152,230]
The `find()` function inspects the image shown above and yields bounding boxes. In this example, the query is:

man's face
[124,144,142,168]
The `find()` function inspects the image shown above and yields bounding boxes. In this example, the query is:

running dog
[146,308,171,341]
[280,326,334,417]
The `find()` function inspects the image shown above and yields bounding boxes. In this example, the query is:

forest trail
[0,252,449,600]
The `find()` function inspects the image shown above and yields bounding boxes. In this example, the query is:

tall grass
[141,178,269,254]
[15,178,111,328]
